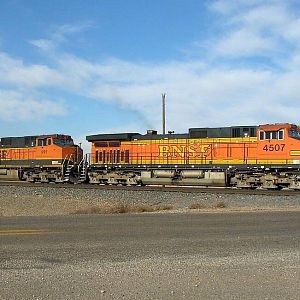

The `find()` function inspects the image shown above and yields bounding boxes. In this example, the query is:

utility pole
[162,93,166,135]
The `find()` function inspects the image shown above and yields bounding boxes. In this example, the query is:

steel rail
[0,181,300,196]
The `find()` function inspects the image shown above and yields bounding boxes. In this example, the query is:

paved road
[0,211,299,299]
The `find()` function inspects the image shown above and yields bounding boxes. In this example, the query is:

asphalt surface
[0,211,299,299]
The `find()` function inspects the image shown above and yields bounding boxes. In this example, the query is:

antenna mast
[162,93,166,135]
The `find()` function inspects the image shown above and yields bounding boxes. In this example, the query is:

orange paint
[89,123,300,166]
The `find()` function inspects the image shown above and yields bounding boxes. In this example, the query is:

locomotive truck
[86,123,300,189]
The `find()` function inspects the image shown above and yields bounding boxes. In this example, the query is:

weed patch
[189,201,227,210]
[214,201,227,208]
[73,202,173,215]
[189,203,207,209]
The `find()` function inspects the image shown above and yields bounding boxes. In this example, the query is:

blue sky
[1,0,300,148]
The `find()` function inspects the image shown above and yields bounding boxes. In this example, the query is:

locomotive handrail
[62,154,68,168]
[62,153,73,170]
[77,155,89,172]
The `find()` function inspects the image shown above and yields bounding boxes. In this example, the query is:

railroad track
[1,180,300,196]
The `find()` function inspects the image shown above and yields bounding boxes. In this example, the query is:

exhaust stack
[162,93,166,135]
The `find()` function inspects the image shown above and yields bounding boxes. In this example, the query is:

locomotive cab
[35,134,83,165]
[257,123,300,165]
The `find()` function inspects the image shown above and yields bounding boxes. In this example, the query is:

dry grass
[73,202,173,215]
[189,203,207,209]
[189,201,227,210]
[214,201,227,208]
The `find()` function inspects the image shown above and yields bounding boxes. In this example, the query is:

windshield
[53,138,74,146]
[288,130,300,140]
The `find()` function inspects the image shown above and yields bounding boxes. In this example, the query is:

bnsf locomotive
[2,123,300,189]
[0,134,83,183]
[86,123,300,189]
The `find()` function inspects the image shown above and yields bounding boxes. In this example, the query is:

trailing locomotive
[0,134,83,183]
[86,123,300,189]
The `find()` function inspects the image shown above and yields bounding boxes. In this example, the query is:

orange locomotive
[0,134,83,182]
[86,123,300,189]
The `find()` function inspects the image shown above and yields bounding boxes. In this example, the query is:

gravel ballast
[0,185,300,216]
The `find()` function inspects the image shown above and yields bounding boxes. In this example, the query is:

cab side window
[38,138,47,146]
[264,130,284,140]
[259,131,265,140]
[266,131,278,140]
[278,130,284,140]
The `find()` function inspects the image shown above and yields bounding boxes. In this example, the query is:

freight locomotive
[0,134,83,183]
[2,122,300,189]
[86,123,300,189]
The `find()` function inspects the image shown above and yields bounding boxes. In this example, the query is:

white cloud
[1,48,300,131]
[30,21,94,52]
[284,18,300,41]
[236,4,289,29]
[0,52,63,88]
[215,28,275,57]
[0,90,66,121]
[208,1,300,59]
[210,0,283,15]
[30,39,55,52]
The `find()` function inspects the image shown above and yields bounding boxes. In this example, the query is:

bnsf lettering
[159,145,211,158]
[262,144,285,152]
[0,150,7,159]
